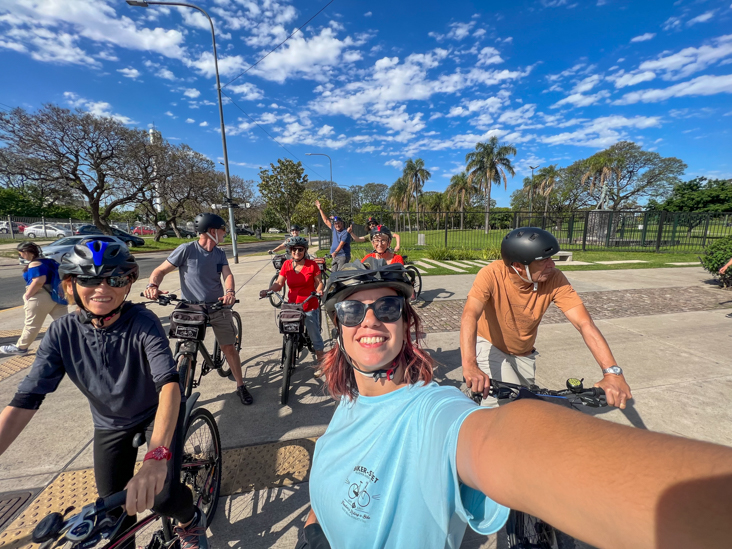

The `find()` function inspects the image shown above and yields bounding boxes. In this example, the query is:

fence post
[640,212,649,244]
[701,213,712,248]
[670,213,679,245]
[567,213,574,243]
[41,216,47,238]
[444,213,448,248]
[582,210,589,251]
[604,210,613,248]
[654,211,666,252]
[513,212,518,230]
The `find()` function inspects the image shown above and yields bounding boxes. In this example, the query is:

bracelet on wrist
[146,283,158,289]
[144,446,172,462]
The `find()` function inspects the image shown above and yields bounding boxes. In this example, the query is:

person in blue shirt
[298,258,732,549]
[315,199,351,272]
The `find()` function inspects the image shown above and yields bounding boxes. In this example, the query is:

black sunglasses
[75,275,133,288]
[334,296,404,327]
[290,247,306,253]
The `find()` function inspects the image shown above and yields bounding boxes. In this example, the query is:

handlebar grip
[100,490,127,511]
[586,387,605,397]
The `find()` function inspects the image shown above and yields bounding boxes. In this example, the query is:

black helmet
[290,225,301,232]
[194,213,226,234]
[324,258,413,317]
[370,224,393,240]
[332,215,346,225]
[59,239,139,281]
[501,227,560,266]
[285,235,308,249]
[366,216,378,226]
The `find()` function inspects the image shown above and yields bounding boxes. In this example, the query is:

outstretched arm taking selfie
[457,400,732,549]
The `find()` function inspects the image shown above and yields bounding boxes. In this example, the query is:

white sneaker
[0,345,28,356]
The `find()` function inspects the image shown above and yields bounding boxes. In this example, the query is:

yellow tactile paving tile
[0,354,36,383]
[0,329,46,339]
[0,438,318,547]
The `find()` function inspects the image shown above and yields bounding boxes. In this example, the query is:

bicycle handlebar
[101,490,128,512]
[468,379,607,408]
[139,293,239,308]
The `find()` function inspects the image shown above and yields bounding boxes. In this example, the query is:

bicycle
[30,392,222,549]
[142,293,242,398]
[267,252,288,308]
[469,378,607,549]
[401,255,422,301]
[263,292,320,406]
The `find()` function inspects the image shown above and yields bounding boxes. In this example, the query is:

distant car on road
[74,224,145,247]
[236,227,255,236]
[0,221,26,234]
[23,224,71,239]
[132,225,156,235]
[267,228,282,234]
[159,227,196,239]
[41,235,126,263]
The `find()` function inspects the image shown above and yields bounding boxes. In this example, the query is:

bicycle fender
[184,392,200,426]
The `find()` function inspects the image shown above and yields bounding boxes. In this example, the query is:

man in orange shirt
[460,228,632,408]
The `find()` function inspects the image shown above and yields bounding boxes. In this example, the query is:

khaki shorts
[475,336,538,408]
[208,308,237,347]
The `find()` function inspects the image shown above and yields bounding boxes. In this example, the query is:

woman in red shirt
[361,225,404,265]
[260,236,325,360]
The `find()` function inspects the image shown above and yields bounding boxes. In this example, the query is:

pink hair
[320,300,434,400]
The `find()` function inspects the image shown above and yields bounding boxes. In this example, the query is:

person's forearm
[224,273,236,294]
[269,282,283,292]
[394,234,401,250]
[148,267,166,288]
[317,208,329,226]
[459,315,479,369]
[148,384,180,450]
[462,401,732,549]
[25,278,45,297]
[272,243,285,252]
[579,321,618,370]
[724,258,732,271]
[0,406,37,456]
[305,509,318,526]
[333,242,345,254]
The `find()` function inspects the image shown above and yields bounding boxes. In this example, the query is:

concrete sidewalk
[0,258,729,548]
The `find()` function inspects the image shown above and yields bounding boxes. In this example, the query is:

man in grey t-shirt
[144,213,253,406]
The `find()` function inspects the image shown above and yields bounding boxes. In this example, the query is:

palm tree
[402,158,431,231]
[387,176,409,231]
[465,136,517,233]
[538,164,560,217]
[445,171,477,230]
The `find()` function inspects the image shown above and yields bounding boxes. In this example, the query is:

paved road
[0,241,274,310]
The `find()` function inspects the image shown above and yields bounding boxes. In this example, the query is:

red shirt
[362,252,404,265]
[280,259,320,312]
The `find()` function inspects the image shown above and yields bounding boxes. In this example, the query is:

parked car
[236,227,255,236]
[41,235,125,263]
[23,224,71,239]
[267,228,282,233]
[159,227,196,239]
[0,221,26,234]
[74,225,145,247]
[132,225,156,235]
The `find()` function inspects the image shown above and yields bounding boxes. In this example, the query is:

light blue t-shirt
[309,382,509,548]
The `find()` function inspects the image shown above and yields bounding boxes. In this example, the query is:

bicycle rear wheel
[506,510,575,549]
[406,265,422,301]
[280,335,296,406]
[214,310,242,377]
[182,408,222,526]
[268,273,286,308]
[178,354,196,398]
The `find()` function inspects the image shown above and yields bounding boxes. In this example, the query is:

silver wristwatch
[602,366,623,376]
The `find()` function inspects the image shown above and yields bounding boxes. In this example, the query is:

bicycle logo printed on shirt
[348,480,371,508]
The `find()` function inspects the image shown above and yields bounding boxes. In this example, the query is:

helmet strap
[337,331,404,382]
[205,229,220,245]
[511,264,538,292]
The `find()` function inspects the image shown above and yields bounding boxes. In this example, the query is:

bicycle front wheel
[268,273,286,308]
[406,265,422,301]
[281,335,297,406]
[215,311,242,377]
[178,354,196,398]
[182,408,222,527]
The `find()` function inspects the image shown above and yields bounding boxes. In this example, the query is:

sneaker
[0,345,27,356]
[174,507,209,549]
[236,384,254,406]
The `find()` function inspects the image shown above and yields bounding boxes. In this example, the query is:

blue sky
[1,0,731,206]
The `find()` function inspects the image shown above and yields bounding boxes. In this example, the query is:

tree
[258,158,308,229]
[653,177,732,212]
[307,180,352,218]
[0,105,162,233]
[465,136,517,233]
[361,183,389,207]
[445,171,478,230]
[402,158,431,231]
[387,177,410,232]
[538,164,560,216]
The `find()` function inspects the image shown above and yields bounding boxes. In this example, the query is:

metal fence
[319,210,732,253]
[0,215,138,240]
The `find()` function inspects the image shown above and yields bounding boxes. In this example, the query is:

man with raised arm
[144,213,254,406]
[315,199,352,272]
[460,227,632,408]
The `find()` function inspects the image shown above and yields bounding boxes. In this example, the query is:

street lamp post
[126,0,239,263]
[305,153,333,204]
[529,165,540,217]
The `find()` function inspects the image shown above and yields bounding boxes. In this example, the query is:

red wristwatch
[144,446,172,462]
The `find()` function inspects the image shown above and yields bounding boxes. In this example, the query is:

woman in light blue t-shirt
[299,259,732,549]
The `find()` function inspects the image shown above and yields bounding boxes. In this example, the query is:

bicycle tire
[182,408,222,527]
[281,335,296,406]
[406,265,422,301]
[178,354,196,398]
[214,310,241,377]
[268,273,286,308]
[507,510,575,549]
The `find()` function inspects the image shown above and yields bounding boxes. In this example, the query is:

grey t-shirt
[167,241,229,303]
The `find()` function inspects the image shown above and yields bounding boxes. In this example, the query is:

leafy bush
[699,236,732,288]
[426,247,483,261]
[482,247,502,260]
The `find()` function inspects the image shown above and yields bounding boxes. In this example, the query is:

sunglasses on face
[290,247,306,253]
[75,275,133,288]
[334,295,404,327]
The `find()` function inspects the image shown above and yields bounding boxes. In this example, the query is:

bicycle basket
[279,303,305,334]
[169,302,208,340]
[273,255,287,270]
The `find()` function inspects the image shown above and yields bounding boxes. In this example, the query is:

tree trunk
[484,178,492,234]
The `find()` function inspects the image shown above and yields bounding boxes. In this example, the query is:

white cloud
[117,67,139,79]
[473,28,487,38]
[186,118,195,123]
[541,0,568,6]
[611,70,656,88]
[183,88,200,98]
[638,35,732,80]
[164,110,176,119]
[572,74,601,93]
[447,21,475,40]
[199,121,209,127]
[687,10,716,26]
[540,115,662,148]
[477,47,503,66]
[631,33,656,43]
[63,91,136,124]
[385,159,403,169]
[186,51,247,79]
[662,16,682,31]
[552,90,610,108]
[614,74,732,104]
[227,82,264,101]
[364,11,372,17]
